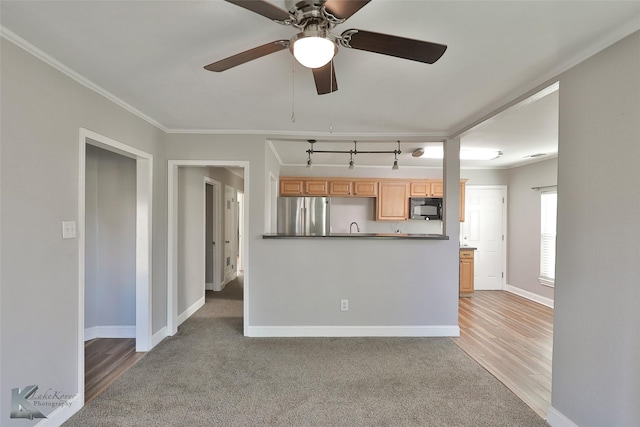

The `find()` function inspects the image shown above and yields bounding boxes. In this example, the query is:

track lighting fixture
[305,140,402,170]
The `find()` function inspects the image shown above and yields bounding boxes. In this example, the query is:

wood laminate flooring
[452,291,553,419]
[85,338,145,404]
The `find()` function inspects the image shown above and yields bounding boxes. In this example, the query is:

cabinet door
[353,181,377,197]
[305,180,328,196]
[431,180,444,197]
[409,181,431,197]
[459,250,474,295]
[329,181,352,196]
[376,182,409,221]
[280,180,303,196]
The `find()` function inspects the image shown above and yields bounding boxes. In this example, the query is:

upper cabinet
[305,180,328,196]
[409,181,432,197]
[353,180,377,197]
[280,176,467,222]
[377,182,409,221]
[328,180,352,196]
[280,179,304,196]
[409,180,444,197]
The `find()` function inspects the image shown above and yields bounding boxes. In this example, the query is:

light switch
[62,221,77,239]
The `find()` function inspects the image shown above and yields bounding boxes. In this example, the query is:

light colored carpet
[65,276,545,426]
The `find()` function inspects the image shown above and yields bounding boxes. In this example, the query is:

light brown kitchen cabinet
[409,181,432,197]
[329,181,352,196]
[459,249,474,296]
[280,179,304,196]
[431,181,444,197]
[353,181,377,197]
[376,182,409,221]
[304,180,328,195]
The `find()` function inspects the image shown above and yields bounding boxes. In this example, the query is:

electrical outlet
[341,299,349,311]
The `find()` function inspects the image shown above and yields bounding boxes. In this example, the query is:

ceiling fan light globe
[293,36,335,69]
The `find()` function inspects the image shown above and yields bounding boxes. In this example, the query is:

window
[540,190,557,287]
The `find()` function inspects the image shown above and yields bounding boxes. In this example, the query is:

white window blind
[540,191,557,287]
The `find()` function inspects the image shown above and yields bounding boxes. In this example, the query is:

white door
[224,185,236,282]
[461,186,506,290]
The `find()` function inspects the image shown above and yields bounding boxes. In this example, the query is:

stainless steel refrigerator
[277,197,331,235]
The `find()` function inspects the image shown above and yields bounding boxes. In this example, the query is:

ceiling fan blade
[224,0,291,22]
[204,40,289,72]
[323,0,371,20]
[341,29,447,64]
[312,61,338,95]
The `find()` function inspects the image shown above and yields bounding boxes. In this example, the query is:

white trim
[168,160,250,336]
[78,128,154,417]
[247,325,460,338]
[177,296,205,326]
[151,326,168,348]
[204,177,222,295]
[547,406,579,427]
[84,325,136,341]
[1,27,167,132]
[505,284,554,309]
[33,395,83,427]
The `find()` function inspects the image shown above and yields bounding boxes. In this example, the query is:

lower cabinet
[459,249,475,296]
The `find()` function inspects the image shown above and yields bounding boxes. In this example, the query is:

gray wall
[85,145,137,329]
[551,30,640,426]
[0,37,167,424]
[461,168,509,186]
[506,158,557,301]
[165,135,461,332]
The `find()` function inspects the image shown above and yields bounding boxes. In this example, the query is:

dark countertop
[263,233,449,240]
[460,246,477,250]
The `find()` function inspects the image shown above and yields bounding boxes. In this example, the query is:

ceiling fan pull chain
[290,55,296,123]
[329,60,334,133]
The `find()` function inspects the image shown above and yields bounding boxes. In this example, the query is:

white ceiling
[2,1,639,168]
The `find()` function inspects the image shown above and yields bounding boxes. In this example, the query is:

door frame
[167,160,249,336]
[78,128,153,402]
[462,185,508,290]
[204,177,222,291]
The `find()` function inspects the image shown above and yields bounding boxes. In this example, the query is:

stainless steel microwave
[409,197,442,220]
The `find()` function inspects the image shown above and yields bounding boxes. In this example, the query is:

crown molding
[1,25,168,133]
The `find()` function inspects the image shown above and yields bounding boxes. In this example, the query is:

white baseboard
[34,393,82,427]
[205,282,215,291]
[151,326,168,349]
[505,284,554,308]
[247,325,460,338]
[177,296,205,326]
[547,406,579,427]
[84,325,136,341]
[213,280,226,292]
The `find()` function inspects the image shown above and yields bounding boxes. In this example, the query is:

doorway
[78,128,152,404]
[167,160,250,336]
[461,185,507,290]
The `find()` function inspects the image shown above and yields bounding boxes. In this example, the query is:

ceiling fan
[204,0,447,95]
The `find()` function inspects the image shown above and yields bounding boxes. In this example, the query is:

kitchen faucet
[350,221,360,233]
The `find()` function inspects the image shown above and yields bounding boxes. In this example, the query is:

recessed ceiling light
[523,153,547,158]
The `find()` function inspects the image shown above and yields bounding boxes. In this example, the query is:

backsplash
[330,197,443,234]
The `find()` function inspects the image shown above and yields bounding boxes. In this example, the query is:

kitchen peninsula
[263,233,449,240]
